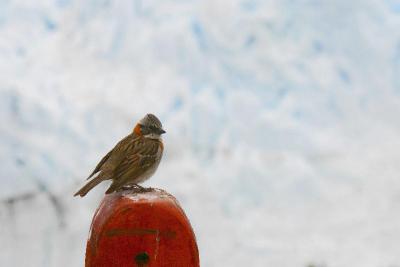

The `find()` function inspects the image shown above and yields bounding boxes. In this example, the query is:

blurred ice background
[1,0,400,266]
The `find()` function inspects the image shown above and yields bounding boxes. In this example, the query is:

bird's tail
[74,176,104,197]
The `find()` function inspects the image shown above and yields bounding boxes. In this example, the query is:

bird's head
[134,114,166,139]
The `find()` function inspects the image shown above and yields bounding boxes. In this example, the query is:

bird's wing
[105,138,161,193]
[86,134,135,180]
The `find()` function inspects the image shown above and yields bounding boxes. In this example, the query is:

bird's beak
[159,129,166,134]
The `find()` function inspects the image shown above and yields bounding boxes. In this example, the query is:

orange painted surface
[85,189,200,267]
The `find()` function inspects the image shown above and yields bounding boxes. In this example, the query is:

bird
[74,114,166,197]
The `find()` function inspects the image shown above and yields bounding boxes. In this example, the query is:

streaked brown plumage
[74,114,165,197]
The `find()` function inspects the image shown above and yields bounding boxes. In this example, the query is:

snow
[1,0,400,266]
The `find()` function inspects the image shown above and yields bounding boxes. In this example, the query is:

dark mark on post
[135,252,149,266]
[106,228,177,239]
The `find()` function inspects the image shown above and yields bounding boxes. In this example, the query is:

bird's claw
[120,184,151,193]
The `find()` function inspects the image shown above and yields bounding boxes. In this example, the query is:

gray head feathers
[139,114,162,128]
[139,114,166,135]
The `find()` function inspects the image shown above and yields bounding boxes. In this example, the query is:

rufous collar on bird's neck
[133,124,142,135]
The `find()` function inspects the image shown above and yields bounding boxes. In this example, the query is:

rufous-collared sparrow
[74,114,165,197]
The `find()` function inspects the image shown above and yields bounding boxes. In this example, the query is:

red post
[85,189,200,267]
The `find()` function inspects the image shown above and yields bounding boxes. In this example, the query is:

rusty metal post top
[85,187,200,267]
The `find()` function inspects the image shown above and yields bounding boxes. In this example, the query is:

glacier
[1,0,400,266]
